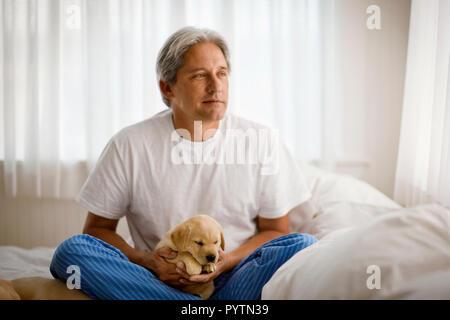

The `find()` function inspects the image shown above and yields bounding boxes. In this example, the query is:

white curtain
[394,0,450,207]
[1,0,339,199]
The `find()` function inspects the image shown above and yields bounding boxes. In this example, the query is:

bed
[1,163,449,299]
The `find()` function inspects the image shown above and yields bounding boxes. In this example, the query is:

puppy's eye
[195,241,204,246]
[214,241,218,244]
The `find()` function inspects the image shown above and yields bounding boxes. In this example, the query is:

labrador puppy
[155,215,225,299]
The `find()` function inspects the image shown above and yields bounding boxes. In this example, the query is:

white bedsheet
[263,203,450,299]
[0,246,55,280]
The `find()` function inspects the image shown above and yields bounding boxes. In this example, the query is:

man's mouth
[202,100,224,104]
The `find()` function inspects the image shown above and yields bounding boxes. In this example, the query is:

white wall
[325,0,410,198]
[0,163,130,248]
[0,0,411,248]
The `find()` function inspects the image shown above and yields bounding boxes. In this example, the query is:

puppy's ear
[171,224,191,251]
[220,229,225,251]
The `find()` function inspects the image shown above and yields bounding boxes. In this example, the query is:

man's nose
[206,75,222,93]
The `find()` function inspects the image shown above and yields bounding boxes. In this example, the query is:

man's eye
[219,72,227,77]
[195,241,204,246]
[194,74,206,79]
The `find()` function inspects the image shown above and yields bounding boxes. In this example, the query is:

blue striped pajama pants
[49,233,317,300]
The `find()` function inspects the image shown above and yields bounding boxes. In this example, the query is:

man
[50,26,317,300]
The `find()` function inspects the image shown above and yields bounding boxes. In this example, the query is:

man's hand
[175,250,230,285]
[138,247,191,288]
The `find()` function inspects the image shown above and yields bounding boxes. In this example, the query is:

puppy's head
[171,215,225,266]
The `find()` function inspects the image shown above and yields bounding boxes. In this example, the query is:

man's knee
[50,234,97,277]
[261,232,317,249]
[255,233,317,264]
[54,234,96,257]
[292,232,318,247]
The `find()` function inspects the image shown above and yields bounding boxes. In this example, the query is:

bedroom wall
[329,0,411,198]
[0,0,411,248]
[0,163,131,248]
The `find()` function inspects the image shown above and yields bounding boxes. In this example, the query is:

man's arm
[82,212,143,263]
[223,214,290,272]
[83,212,186,287]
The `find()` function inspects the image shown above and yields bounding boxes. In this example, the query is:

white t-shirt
[76,108,312,253]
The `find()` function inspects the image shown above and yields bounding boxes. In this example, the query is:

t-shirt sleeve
[76,134,130,220]
[257,132,312,219]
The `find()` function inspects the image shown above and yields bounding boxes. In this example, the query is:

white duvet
[262,164,450,299]
[263,203,450,299]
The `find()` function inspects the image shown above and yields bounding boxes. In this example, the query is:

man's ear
[159,80,174,101]
[171,224,191,251]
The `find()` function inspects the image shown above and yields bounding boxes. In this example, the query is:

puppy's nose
[206,254,216,262]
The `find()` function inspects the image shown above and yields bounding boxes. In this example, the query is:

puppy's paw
[202,263,216,274]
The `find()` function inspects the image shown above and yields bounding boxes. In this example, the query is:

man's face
[167,42,229,123]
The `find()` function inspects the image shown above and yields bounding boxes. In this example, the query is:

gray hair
[156,26,231,107]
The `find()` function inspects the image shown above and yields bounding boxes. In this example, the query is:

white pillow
[290,163,402,238]
[298,162,400,208]
[299,202,398,239]
[263,203,450,299]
